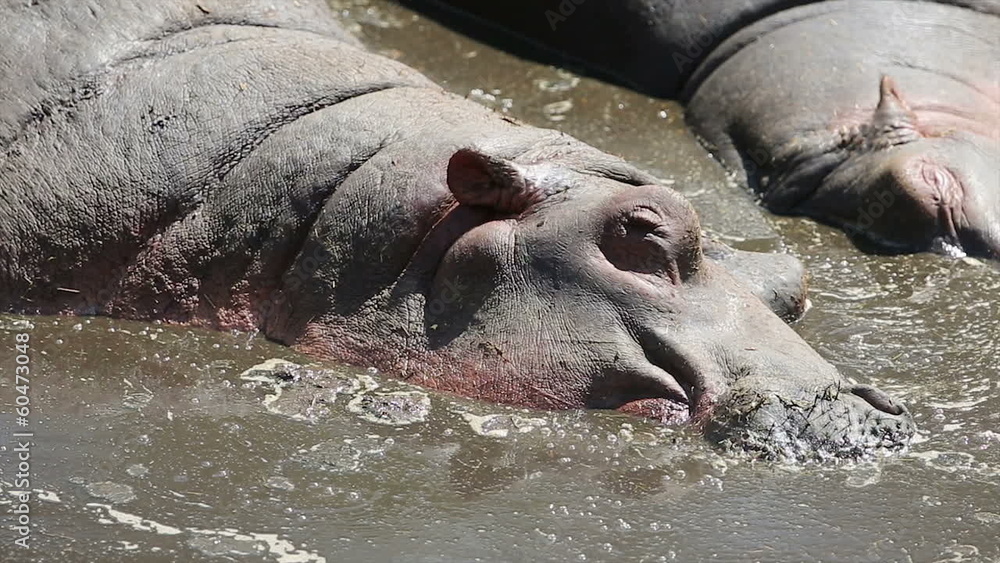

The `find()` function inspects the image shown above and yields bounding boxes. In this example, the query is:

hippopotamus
[399,0,1000,258]
[0,0,914,460]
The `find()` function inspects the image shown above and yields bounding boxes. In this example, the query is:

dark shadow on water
[395,0,651,95]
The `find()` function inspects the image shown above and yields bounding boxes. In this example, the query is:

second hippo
[402,0,1000,258]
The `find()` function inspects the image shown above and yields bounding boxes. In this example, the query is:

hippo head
[796,76,1000,258]
[283,147,915,461]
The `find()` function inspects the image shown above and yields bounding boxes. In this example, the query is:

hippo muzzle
[628,267,915,462]
[707,381,913,462]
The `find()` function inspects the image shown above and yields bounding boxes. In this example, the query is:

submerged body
[0,0,913,460]
[406,0,1000,258]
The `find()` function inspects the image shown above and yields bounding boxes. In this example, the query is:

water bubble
[85,482,136,504]
[126,464,149,478]
[543,100,573,121]
[266,476,295,491]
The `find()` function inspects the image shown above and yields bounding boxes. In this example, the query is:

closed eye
[601,207,683,283]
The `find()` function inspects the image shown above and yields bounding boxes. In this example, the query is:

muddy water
[1,1,998,561]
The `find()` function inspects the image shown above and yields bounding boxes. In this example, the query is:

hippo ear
[871,75,920,141]
[447,148,550,214]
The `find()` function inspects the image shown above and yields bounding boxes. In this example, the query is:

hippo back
[0,0,359,144]
[0,0,433,316]
[0,0,645,325]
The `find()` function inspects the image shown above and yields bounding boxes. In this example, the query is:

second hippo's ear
[870,75,921,144]
[447,148,553,214]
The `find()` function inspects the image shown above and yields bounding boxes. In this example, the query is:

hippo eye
[600,207,684,283]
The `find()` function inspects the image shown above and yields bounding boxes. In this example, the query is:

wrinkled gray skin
[0,0,913,460]
[703,241,808,323]
[403,0,1000,258]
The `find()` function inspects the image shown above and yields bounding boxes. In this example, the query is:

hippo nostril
[850,384,904,416]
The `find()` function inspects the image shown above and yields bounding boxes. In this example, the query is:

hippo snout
[704,380,915,462]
